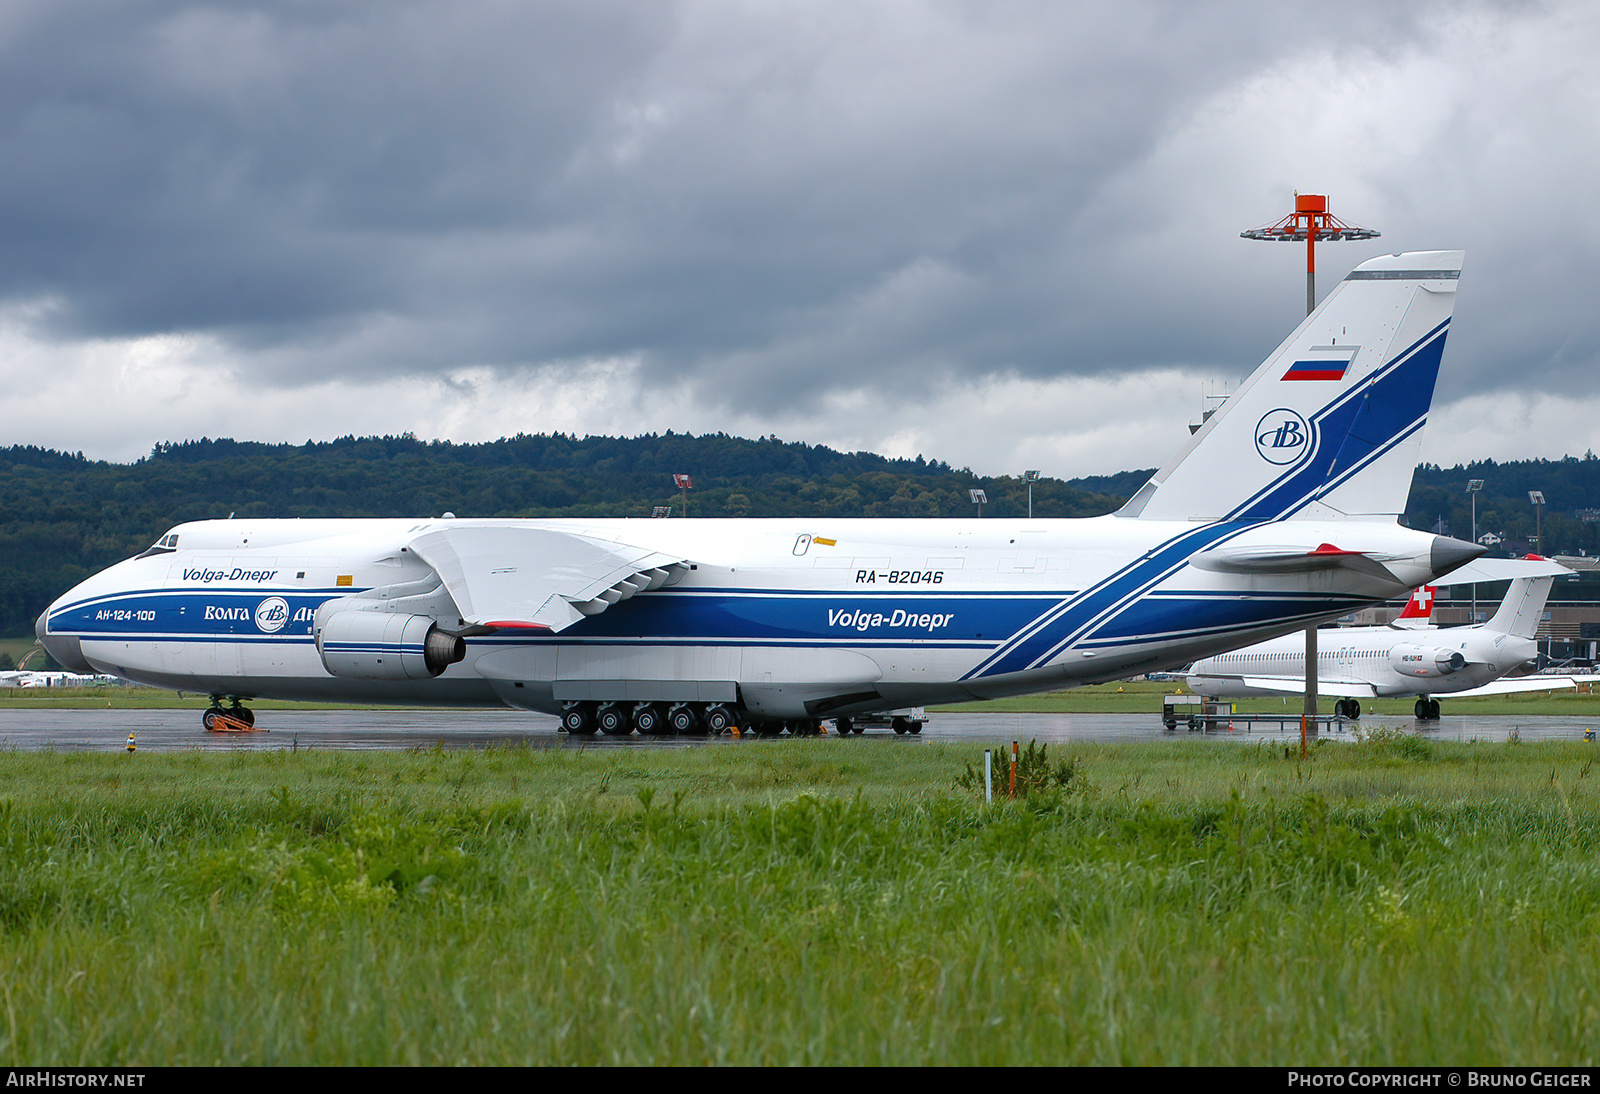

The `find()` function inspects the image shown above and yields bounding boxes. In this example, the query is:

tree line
[4,432,1598,636]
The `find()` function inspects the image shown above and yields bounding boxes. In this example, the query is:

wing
[1447,675,1583,698]
[407,525,690,633]
[1237,676,1378,698]
[1190,673,1378,698]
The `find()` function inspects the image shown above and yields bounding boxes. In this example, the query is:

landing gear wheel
[1414,698,1428,719]
[704,705,735,735]
[633,704,665,736]
[597,703,630,736]
[668,704,702,736]
[1349,700,1361,720]
[562,704,598,735]
[202,706,223,731]
[835,717,854,736]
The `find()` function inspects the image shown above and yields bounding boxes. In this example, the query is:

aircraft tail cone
[1429,536,1487,582]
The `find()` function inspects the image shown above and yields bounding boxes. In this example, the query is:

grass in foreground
[2,735,1600,1065]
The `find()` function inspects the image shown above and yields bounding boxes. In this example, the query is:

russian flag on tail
[1282,359,1350,381]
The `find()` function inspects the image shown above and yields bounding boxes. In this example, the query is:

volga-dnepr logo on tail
[1254,409,1311,465]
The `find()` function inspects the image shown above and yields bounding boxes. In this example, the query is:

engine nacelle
[1390,644,1465,679]
[315,610,465,681]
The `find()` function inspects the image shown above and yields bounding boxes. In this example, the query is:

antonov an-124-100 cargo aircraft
[39,251,1483,735]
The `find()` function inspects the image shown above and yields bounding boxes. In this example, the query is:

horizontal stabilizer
[408,525,689,633]
[1437,556,1573,585]
[1189,542,1399,582]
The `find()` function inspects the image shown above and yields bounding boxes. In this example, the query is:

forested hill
[5,432,1600,637]
[0,432,1131,636]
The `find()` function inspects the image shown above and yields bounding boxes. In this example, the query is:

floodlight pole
[1242,194,1381,745]
[1024,470,1040,519]
[1467,480,1484,622]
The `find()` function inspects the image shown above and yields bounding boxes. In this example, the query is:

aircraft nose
[35,606,93,674]
[1429,535,1486,581]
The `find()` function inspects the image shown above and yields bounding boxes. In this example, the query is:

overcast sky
[1,0,1596,478]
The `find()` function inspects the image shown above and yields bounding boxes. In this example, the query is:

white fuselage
[41,514,1454,719]
[1186,623,1535,699]
[37,251,1476,725]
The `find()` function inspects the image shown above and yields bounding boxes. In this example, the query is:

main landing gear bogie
[1414,697,1442,721]
[559,700,889,738]
[565,700,739,737]
[1333,699,1363,720]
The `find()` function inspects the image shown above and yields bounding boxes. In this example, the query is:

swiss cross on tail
[1398,585,1435,621]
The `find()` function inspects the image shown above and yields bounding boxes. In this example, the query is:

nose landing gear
[202,697,260,733]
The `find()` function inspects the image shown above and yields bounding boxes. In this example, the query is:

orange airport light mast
[1241,194,1380,750]
[1241,194,1380,317]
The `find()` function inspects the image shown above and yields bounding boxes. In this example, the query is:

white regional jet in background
[38,251,1484,736]
[1186,556,1583,720]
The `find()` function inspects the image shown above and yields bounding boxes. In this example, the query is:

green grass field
[0,637,46,670]
[2,736,1600,1065]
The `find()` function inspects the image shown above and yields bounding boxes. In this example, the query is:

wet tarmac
[0,706,1594,752]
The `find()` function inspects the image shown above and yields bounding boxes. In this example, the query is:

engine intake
[315,610,465,681]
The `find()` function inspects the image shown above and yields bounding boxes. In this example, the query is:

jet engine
[315,609,465,681]
[1390,644,1466,679]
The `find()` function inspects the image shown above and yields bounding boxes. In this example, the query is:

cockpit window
[134,532,180,560]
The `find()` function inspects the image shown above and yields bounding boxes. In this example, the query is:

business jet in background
[38,252,1483,735]
[1186,556,1582,720]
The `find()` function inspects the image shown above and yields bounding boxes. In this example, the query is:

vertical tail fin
[1120,251,1463,522]
[1485,576,1556,640]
